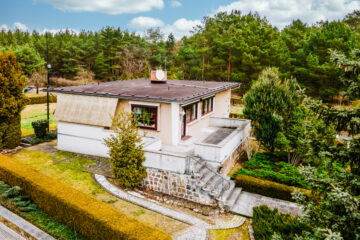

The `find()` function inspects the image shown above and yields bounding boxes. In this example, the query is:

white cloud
[162,18,201,38]
[130,17,202,39]
[0,22,28,32]
[41,0,164,15]
[129,16,164,29]
[0,24,8,31]
[214,0,360,29]
[13,22,28,31]
[170,0,182,8]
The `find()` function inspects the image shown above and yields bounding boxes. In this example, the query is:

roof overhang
[45,82,241,104]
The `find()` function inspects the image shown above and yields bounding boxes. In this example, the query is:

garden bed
[232,153,308,189]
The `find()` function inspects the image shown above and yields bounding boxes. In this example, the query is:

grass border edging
[0,154,171,240]
[234,174,311,201]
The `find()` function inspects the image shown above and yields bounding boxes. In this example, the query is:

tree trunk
[227,50,231,82]
[202,52,205,81]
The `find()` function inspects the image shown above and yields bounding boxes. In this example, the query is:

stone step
[218,181,235,202]
[196,169,215,188]
[197,165,210,177]
[211,177,226,195]
[203,175,222,192]
[224,187,242,211]
[193,160,206,173]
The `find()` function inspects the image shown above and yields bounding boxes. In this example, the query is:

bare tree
[29,68,46,94]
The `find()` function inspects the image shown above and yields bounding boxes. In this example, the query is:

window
[132,105,157,130]
[202,97,213,115]
[184,103,198,123]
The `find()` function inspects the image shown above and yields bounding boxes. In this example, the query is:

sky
[0,0,359,39]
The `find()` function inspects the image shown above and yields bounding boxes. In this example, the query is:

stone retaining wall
[142,168,217,206]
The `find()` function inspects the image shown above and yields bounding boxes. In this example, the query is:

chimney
[151,70,167,83]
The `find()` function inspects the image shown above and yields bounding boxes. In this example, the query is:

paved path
[230,191,300,217]
[94,174,202,225]
[0,205,55,240]
[0,222,25,240]
[94,174,247,240]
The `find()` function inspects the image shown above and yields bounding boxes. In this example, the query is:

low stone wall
[142,168,217,206]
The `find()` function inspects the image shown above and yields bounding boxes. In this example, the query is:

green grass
[10,148,189,236]
[209,219,250,240]
[230,105,244,115]
[21,103,57,137]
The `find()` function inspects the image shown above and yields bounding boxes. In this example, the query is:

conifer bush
[0,51,28,150]
[253,205,310,240]
[31,119,48,138]
[104,111,147,188]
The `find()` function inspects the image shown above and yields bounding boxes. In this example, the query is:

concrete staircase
[190,157,242,211]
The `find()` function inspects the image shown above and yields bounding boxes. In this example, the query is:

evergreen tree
[0,51,27,150]
[104,111,147,188]
[243,67,304,154]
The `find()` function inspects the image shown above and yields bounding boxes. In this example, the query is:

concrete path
[230,191,300,217]
[0,222,25,240]
[94,174,202,225]
[94,174,247,240]
[0,205,55,240]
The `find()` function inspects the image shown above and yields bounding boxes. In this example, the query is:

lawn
[10,148,189,236]
[21,103,57,136]
[230,105,244,115]
[209,219,250,240]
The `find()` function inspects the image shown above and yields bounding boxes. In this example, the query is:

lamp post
[46,33,51,132]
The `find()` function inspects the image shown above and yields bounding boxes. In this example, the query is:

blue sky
[1,0,359,39]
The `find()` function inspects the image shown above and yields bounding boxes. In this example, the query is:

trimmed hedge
[235,174,311,201]
[28,95,57,105]
[229,112,244,119]
[0,154,171,240]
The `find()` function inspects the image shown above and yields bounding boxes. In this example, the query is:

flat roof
[47,78,240,104]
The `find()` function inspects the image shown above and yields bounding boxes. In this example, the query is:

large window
[202,97,213,115]
[184,103,198,123]
[132,105,157,130]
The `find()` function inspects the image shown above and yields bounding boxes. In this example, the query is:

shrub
[234,174,311,201]
[0,115,22,149]
[104,111,147,188]
[21,132,57,145]
[253,205,310,240]
[0,154,171,240]
[31,119,48,138]
[0,51,27,150]
[232,153,308,188]
[28,95,57,105]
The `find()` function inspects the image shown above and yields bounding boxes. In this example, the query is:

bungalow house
[49,71,251,207]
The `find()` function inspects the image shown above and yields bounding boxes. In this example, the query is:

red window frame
[202,97,214,116]
[184,103,198,123]
[131,105,158,130]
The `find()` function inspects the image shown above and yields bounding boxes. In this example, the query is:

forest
[0,10,360,100]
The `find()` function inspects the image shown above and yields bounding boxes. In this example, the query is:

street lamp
[46,33,51,132]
